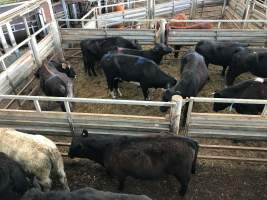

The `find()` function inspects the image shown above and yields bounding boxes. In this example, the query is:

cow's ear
[62,63,67,69]
[81,129,88,137]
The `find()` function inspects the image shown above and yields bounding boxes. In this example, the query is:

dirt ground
[42,47,266,200]
[57,158,266,200]
[5,45,266,199]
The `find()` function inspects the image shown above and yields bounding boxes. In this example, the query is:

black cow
[0,152,32,200]
[213,78,267,114]
[112,43,173,65]
[22,187,152,200]
[160,51,209,112]
[68,130,199,196]
[36,60,76,111]
[226,49,267,86]
[195,40,248,76]
[81,37,141,76]
[100,54,177,100]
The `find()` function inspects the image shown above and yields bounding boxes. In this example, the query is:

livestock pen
[0,0,266,199]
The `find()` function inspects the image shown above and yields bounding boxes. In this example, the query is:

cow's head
[212,91,232,112]
[68,130,115,164]
[160,81,180,112]
[153,43,173,55]
[225,48,249,86]
[131,39,142,50]
[60,62,77,79]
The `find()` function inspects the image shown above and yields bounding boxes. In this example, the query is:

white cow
[0,128,69,192]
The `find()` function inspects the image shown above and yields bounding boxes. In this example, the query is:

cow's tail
[48,148,70,191]
[191,141,199,174]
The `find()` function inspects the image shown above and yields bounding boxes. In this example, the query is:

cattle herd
[1,35,267,200]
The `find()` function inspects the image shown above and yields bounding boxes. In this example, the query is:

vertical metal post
[47,0,64,61]
[31,35,42,66]
[23,16,41,66]
[170,95,183,135]
[37,8,48,35]
[172,0,175,16]
[0,26,9,53]
[159,19,167,44]
[97,0,102,15]
[71,3,78,26]
[185,100,194,135]
[152,0,155,19]
[189,0,197,19]
[61,0,70,28]
[105,0,108,13]
[6,22,19,57]
[34,100,42,112]
[262,104,267,115]
[64,100,75,135]
[242,0,251,29]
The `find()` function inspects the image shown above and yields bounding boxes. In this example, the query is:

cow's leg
[117,176,126,191]
[174,45,181,58]
[175,172,190,196]
[114,79,122,97]
[141,86,149,100]
[221,65,227,77]
[91,62,97,77]
[107,77,116,98]
[81,49,89,75]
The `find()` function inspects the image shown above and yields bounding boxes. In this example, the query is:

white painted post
[152,0,155,20]
[6,22,19,57]
[37,8,48,35]
[47,0,64,61]
[172,0,175,16]
[159,19,167,44]
[170,95,183,135]
[185,99,194,135]
[262,104,267,115]
[61,0,70,28]
[64,101,75,135]
[34,100,42,112]
[30,35,42,66]
[189,0,197,19]
[23,16,41,66]
[242,0,251,29]
[0,26,9,53]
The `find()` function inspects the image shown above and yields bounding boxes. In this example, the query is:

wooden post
[47,0,64,61]
[170,95,183,135]
[159,19,167,44]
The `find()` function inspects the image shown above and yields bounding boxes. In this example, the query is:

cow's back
[101,54,158,81]
[105,136,196,178]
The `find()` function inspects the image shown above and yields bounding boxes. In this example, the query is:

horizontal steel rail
[0,95,175,107]
[57,18,267,23]
[190,97,267,105]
